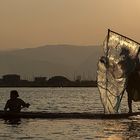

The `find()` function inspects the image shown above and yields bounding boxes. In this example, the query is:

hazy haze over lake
[0,45,103,80]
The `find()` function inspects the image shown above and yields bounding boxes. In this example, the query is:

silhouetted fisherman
[4,90,30,113]
[120,47,140,113]
[126,57,140,113]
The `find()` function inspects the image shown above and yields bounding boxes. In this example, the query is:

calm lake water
[0,87,140,140]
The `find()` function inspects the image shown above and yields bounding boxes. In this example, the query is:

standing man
[126,57,140,113]
[119,47,140,113]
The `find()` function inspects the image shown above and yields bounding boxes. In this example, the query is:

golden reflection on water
[1,118,140,140]
[104,134,128,140]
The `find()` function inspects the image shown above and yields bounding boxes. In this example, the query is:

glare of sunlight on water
[104,134,128,140]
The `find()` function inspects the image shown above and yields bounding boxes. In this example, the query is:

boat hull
[0,111,140,119]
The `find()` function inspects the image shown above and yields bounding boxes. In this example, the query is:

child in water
[4,90,30,112]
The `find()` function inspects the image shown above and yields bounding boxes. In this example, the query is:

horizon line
[0,44,102,51]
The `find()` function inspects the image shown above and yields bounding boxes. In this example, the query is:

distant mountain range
[0,45,103,80]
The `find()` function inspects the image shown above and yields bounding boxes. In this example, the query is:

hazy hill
[0,45,103,80]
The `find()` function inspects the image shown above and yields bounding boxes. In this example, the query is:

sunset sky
[0,0,140,50]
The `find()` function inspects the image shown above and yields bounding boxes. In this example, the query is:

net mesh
[97,30,140,114]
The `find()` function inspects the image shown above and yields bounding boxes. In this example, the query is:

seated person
[4,90,30,113]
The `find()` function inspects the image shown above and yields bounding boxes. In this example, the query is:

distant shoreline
[0,74,97,88]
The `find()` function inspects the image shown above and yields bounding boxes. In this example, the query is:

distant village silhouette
[0,74,97,87]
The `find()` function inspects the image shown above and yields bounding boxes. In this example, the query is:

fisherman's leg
[127,90,132,113]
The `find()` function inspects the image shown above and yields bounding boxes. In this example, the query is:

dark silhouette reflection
[4,118,21,125]
[101,118,140,139]
[127,118,140,138]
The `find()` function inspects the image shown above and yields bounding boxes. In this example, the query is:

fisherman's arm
[4,100,10,111]
[19,99,30,108]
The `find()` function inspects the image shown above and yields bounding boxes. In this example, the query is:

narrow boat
[0,111,140,119]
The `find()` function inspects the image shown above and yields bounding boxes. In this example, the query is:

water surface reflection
[0,117,139,140]
[0,88,139,139]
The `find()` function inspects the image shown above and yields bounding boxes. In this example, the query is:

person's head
[10,90,19,99]
[120,47,130,56]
